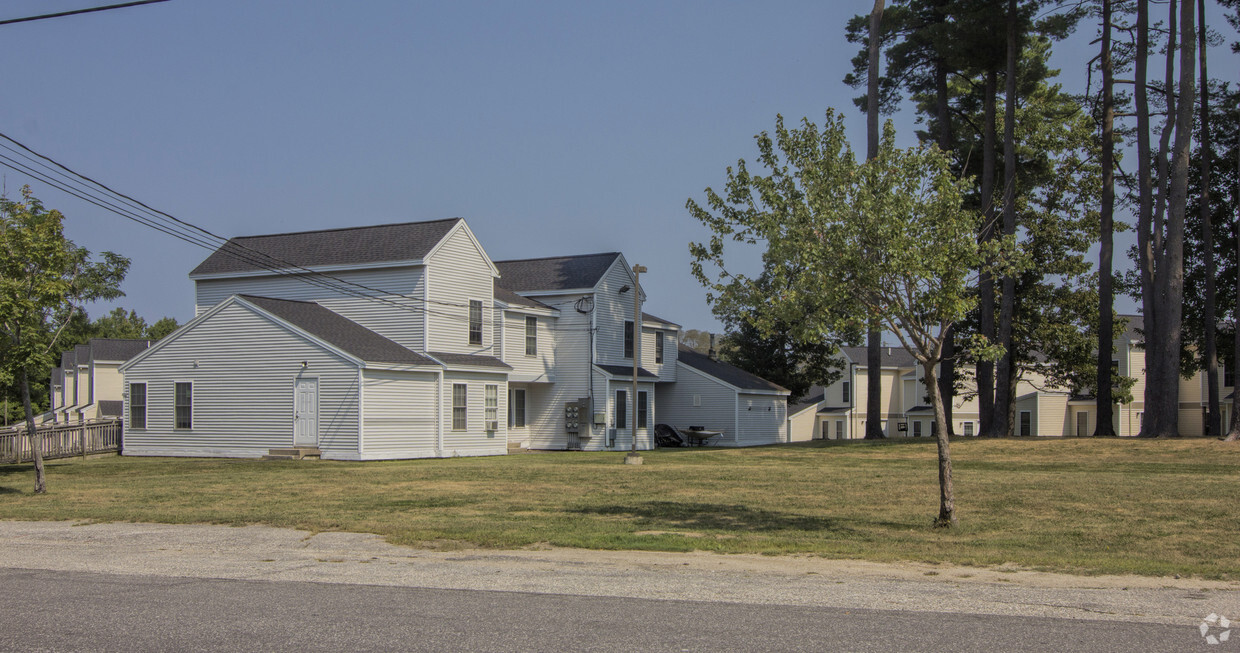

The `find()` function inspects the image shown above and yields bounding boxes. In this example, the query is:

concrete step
[265,447,321,460]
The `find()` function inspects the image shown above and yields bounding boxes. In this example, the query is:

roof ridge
[494,252,620,264]
[238,294,317,306]
[227,217,464,241]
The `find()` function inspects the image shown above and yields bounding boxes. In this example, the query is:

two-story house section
[121,219,511,461]
[492,252,680,452]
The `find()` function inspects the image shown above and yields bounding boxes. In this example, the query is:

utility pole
[625,264,647,465]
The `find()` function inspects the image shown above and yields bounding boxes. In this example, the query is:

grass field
[1,437,1237,579]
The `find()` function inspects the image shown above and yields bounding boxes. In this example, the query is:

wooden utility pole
[625,264,647,465]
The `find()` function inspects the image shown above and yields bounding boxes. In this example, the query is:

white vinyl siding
[195,266,426,351]
[360,369,439,458]
[122,301,360,460]
[519,293,593,450]
[737,394,786,446]
[426,226,496,356]
[641,326,676,381]
[440,370,507,456]
[503,312,556,381]
[655,364,734,440]
[593,258,639,366]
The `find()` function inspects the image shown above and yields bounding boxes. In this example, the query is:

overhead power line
[0,1,171,26]
[0,131,488,328]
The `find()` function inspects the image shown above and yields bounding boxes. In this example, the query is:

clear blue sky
[0,1,1235,332]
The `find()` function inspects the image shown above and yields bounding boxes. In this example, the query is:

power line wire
[0,134,485,327]
[0,0,171,26]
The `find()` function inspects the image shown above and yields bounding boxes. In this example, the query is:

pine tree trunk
[978,71,998,437]
[1095,0,1117,436]
[20,369,46,494]
[1198,0,1220,437]
[936,59,956,435]
[923,359,956,526]
[1225,80,1240,442]
[865,0,887,440]
[1158,0,1195,438]
[992,0,1019,437]
[1135,0,1155,437]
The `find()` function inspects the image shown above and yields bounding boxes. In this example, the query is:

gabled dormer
[187,218,490,355]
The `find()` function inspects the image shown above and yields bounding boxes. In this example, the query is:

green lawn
[1,437,1237,578]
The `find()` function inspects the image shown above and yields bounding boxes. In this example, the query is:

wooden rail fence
[0,419,122,463]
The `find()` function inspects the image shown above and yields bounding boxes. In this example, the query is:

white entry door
[294,378,318,446]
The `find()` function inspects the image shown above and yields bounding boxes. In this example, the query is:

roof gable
[189,218,463,277]
[239,296,436,366]
[676,345,788,394]
[494,252,621,293]
[89,338,151,362]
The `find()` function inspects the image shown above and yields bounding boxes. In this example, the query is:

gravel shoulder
[1,520,1236,627]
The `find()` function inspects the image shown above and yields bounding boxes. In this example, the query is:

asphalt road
[0,568,1202,652]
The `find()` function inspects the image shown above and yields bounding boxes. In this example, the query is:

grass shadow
[573,500,853,534]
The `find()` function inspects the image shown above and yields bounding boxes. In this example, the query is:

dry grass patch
[1,437,1238,577]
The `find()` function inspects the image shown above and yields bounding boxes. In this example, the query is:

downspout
[357,367,365,458]
[436,367,444,455]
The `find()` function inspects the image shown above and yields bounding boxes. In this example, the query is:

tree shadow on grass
[0,486,21,495]
[0,464,32,477]
[573,501,854,534]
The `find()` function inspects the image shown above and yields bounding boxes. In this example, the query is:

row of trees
[0,188,154,493]
[689,0,1240,526]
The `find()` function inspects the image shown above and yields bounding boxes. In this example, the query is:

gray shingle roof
[51,367,63,385]
[495,253,621,293]
[61,351,74,370]
[89,338,151,362]
[594,364,659,379]
[493,280,554,310]
[1120,314,1144,343]
[676,346,788,393]
[190,219,463,277]
[840,345,919,368]
[99,400,124,417]
[428,351,512,370]
[240,295,436,365]
[789,385,826,413]
[74,344,91,366]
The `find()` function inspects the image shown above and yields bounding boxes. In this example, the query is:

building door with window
[1076,411,1088,437]
[294,378,318,446]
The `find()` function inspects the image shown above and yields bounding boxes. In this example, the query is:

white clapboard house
[120,218,789,460]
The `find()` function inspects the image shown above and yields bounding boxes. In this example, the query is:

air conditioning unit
[486,421,499,431]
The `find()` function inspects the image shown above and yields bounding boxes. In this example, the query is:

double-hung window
[508,388,526,428]
[615,390,627,429]
[525,316,537,356]
[468,300,483,345]
[485,385,498,433]
[654,334,663,364]
[842,379,850,403]
[174,382,192,429]
[624,321,634,359]
[129,383,146,429]
[452,383,468,430]
[637,391,648,428]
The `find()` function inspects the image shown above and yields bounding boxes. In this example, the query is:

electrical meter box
[565,398,592,436]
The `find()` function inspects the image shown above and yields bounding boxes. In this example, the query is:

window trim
[468,300,483,346]
[842,379,850,403]
[637,390,648,428]
[623,321,634,359]
[615,389,627,429]
[173,381,193,430]
[654,332,664,364]
[128,382,147,430]
[525,316,537,356]
[452,383,468,431]
[962,421,974,437]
